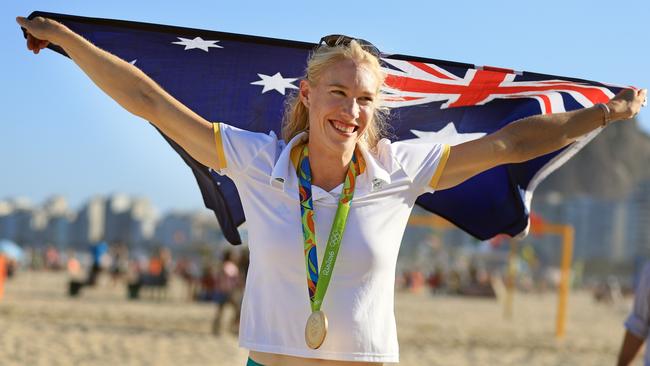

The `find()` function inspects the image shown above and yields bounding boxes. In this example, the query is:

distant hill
[536,118,650,199]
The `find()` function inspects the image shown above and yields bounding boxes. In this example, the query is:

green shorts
[246,357,264,366]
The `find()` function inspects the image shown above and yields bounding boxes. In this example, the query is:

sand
[0,271,640,365]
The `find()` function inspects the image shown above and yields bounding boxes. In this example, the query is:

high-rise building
[0,198,36,245]
[155,213,192,247]
[129,197,157,245]
[154,211,222,247]
[104,193,132,244]
[42,196,74,247]
[0,200,14,240]
[104,194,157,246]
[71,196,105,248]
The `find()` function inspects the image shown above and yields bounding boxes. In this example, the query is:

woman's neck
[307,141,355,192]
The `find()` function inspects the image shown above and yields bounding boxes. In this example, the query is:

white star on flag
[172,37,223,52]
[129,60,137,65]
[250,72,298,95]
[408,122,486,146]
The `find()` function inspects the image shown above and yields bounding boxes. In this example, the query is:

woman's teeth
[331,120,356,133]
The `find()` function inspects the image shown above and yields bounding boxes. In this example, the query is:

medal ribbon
[297,144,359,312]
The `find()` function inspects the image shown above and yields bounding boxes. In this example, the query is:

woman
[16,16,645,366]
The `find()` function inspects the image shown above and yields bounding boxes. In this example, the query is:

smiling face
[300,58,381,160]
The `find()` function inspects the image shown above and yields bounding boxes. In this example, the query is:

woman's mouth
[329,120,358,135]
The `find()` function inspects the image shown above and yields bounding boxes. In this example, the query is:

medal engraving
[305,311,328,349]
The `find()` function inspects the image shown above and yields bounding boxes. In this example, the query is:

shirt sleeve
[625,263,650,339]
[390,140,451,194]
[212,122,278,175]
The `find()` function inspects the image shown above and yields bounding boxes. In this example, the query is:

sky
[2,1,649,213]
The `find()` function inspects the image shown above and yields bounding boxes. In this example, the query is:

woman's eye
[332,90,345,96]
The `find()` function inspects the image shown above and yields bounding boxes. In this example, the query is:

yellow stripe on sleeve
[213,122,227,170]
[429,144,451,189]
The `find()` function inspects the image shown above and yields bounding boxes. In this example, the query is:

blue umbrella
[0,239,24,261]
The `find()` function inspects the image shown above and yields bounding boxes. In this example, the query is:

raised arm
[435,88,647,190]
[16,16,221,170]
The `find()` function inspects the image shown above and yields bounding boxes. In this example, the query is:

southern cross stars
[172,37,223,52]
[409,122,486,146]
[250,72,298,95]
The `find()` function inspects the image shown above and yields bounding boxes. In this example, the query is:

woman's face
[300,58,380,158]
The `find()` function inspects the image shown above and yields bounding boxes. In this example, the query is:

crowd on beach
[398,265,496,298]
[5,243,250,336]
[5,242,637,303]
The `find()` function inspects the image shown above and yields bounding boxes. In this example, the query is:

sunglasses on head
[317,34,382,58]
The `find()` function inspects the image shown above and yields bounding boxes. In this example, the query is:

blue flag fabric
[27,11,625,245]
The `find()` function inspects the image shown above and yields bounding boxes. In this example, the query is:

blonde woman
[17,16,646,366]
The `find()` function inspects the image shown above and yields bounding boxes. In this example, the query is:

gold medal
[305,310,328,349]
[298,146,358,350]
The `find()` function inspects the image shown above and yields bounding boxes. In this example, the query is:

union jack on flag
[26,11,628,245]
[382,59,615,113]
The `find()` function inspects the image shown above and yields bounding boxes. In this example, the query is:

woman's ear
[299,79,310,108]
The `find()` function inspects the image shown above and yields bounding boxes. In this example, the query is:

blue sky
[2,1,649,213]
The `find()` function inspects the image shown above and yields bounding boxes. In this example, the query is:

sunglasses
[317,34,382,58]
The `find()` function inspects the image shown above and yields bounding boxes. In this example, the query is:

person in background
[86,241,108,286]
[175,256,200,301]
[0,255,6,301]
[231,249,250,330]
[45,245,62,270]
[109,242,129,286]
[617,262,650,366]
[212,249,241,335]
[66,250,83,281]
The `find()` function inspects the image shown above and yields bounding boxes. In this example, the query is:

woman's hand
[435,86,646,191]
[607,88,647,121]
[16,16,65,54]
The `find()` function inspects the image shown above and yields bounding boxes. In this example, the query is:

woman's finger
[31,37,39,53]
[27,34,36,50]
[25,32,49,54]
[15,16,29,31]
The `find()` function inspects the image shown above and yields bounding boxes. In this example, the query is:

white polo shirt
[212,122,449,363]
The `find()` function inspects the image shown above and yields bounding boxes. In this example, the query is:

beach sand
[0,271,639,365]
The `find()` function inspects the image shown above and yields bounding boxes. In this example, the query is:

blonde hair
[281,40,390,150]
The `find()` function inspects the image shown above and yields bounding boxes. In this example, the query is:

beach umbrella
[0,240,24,261]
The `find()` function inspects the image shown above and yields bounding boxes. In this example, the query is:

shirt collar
[269,132,392,194]
[269,132,307,192]
[356,142,392,190]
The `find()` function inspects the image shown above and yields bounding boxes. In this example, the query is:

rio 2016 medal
[305,310,328,349]
[298,146,358,350]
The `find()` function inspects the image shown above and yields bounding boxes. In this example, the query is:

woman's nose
[342,98,360,119]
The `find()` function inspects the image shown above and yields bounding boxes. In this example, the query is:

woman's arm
[16,16,220,170]
[616,330,644,366]
[435,88,647,190]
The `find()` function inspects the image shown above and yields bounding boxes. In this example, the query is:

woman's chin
[310,141,356,158]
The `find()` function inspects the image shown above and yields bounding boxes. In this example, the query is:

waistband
[247,357,265,366]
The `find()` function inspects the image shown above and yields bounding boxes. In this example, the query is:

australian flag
[26,11,626,245]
